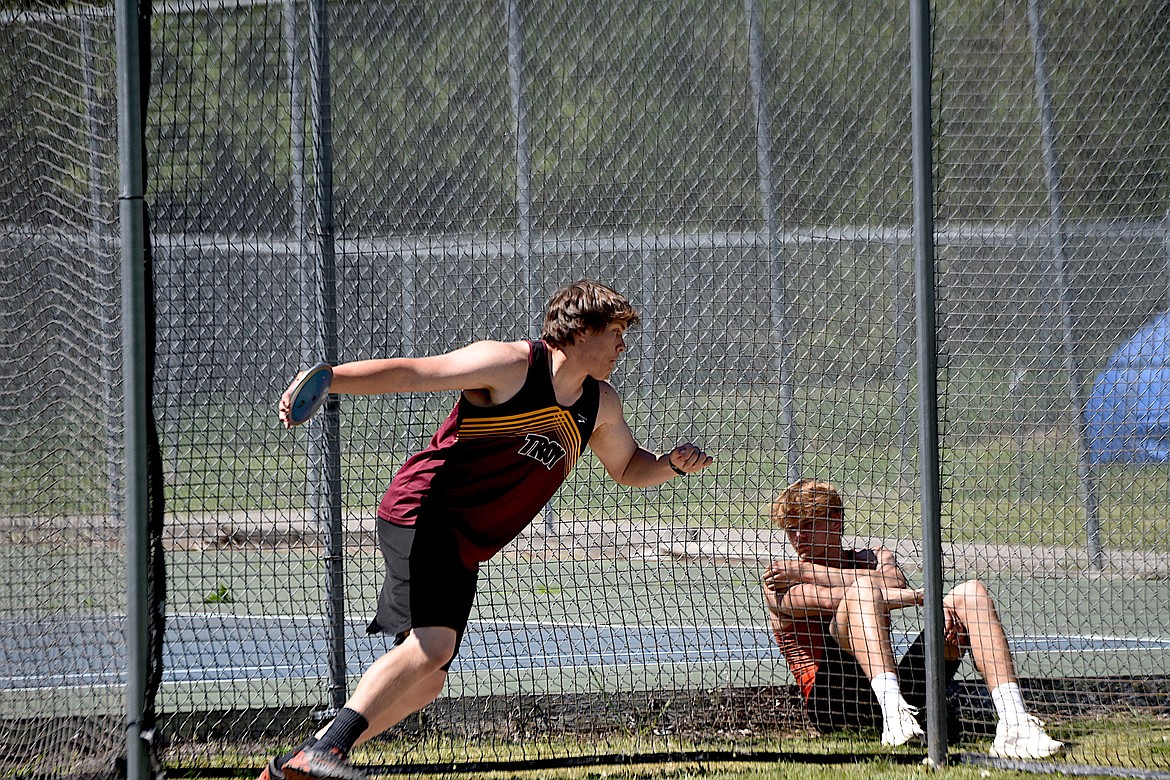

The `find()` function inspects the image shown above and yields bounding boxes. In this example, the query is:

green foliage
[203,583,235,603]
[136,0,1170,234]
[933,0,1170,222]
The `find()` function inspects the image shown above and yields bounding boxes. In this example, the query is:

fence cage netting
[0,0,1167,776]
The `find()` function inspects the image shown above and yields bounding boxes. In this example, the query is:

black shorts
[805,632,962,734]
[367,519,479,670]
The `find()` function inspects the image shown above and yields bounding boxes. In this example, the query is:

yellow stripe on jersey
[457,407,583,466]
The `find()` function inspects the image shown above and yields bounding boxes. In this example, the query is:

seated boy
[762,479,1063,759]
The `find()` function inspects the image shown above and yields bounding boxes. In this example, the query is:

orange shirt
[774,615,832,699]
[771,548,874,699]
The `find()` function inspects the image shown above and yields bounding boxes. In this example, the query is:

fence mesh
[2,0,1168,776]
[0,2,128,777]
[932,1,1170,769]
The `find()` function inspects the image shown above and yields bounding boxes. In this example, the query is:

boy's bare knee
[845,574,883,601]
[836,576,885,631]
[947,578,991,609]
[420,670,447,702]
[405,629,458,673]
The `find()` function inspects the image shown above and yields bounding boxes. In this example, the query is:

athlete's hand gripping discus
[280,362,333,427]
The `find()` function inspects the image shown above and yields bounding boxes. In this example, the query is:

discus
[285,362,333,426]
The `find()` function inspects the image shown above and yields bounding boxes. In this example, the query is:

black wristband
[669,461,687,476]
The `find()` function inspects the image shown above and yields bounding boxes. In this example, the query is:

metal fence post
[507,0,556,535]
[306,0,347,716]
[115,0,152,772]
[745,0,800,485]
[506,0,537,329]
[909,0,948,766]
[893,244,915,498]
[1027,0,1103,571]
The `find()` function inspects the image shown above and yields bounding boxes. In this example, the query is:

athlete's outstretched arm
[278,340,530,427]
[588,383,712,487]
[328,340,530,395]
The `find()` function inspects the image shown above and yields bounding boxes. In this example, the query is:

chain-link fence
[2,0,1168,776]
[0,2,128,776]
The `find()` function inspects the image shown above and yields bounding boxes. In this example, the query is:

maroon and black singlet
[377,339,599,569]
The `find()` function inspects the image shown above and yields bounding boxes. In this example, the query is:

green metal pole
[746,0,801,485]
[909,0,948,767]
[115,0,151,773]
[1027,0,1102,571]
[306,0,346,717]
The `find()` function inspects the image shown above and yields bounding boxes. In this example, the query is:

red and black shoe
[282,746,367,780]
[257,756,284,780]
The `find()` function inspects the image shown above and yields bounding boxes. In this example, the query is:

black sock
[315,707,370,756]
[275,737,317,769]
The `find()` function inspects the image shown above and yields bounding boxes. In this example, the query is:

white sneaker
[990,715,1064,760]
[880,702,926,747]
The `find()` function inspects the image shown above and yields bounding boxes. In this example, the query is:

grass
[195,756,1027,780]
[422,762,1019,780]
[178,713,1170,778]
[7,379,1169,553]
[6,373,1170,552]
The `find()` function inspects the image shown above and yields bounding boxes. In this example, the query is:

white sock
[870,672,907,720]
[991,681,1028,726]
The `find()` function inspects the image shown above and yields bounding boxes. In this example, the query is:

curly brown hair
[540,279,640,348]
[770,479,844,529]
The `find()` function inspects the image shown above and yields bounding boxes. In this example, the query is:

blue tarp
[1086,311,1170,464]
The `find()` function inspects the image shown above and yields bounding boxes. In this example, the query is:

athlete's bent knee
[419,669,447,704]
[408,628,458,672]
[948,578,991,609]
[845,574,884,602]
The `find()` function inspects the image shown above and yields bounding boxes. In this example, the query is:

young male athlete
[265,280,713,780]
[762,479,1063,759]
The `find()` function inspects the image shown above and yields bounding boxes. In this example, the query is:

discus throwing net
[1,0,1168,776]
